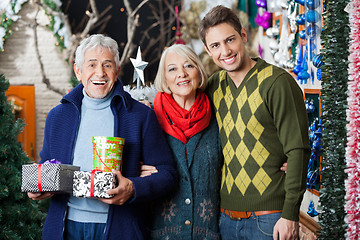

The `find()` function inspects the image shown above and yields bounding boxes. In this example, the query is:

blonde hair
[154,44,208,93]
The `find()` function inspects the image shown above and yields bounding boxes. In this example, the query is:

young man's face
[74,47,120,99]
[204,22,248,73]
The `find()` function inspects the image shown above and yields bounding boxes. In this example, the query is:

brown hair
[199,5,243,47]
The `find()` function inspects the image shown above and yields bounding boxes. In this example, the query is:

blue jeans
[219,211,282,240]
[63,219,106,240]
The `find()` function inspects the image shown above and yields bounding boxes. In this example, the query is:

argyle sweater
[206,58,310,221]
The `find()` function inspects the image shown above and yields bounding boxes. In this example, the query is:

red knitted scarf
[154,91,211,144]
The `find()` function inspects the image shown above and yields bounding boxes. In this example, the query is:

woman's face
[164,51,201,103]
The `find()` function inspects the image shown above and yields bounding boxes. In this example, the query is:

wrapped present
[21,160,80,193]
[92,136,124,172]
[73,170,117,198]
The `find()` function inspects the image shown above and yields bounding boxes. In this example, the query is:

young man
[27,34,177,240]
[199,5,310,240]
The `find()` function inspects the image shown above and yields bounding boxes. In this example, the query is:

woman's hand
[139,100,152,108]
[280,162,288,173]
[140,164,158,177]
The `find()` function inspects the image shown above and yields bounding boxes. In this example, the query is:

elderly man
[28,34,177,240]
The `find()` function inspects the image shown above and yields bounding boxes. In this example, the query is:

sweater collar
[82,88,113,110]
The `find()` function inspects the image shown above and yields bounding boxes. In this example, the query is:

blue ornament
[307,170,319,188]
[295,0,305,5]
[306,25,320,38]
[307,201,319,217]
[296,14,306,25]
[293,64,302,75]
[306,0,320,9]
[299,70,310,81]
[299,30,306,39]
[312,139,321,149]
[306,10,320,23]
[308,102,315,113]
[316,68,322,80]
[293,40,304,75]
[306,41,317,52]
[312,54,324,68]
[299,52,310,81]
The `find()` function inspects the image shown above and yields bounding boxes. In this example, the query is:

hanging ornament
[299,30,306,39]
[307,169,320,189]
[316,68,322,81]
[255,0,267,8]
[258,44,264,59]
[295,0,305,6]
[288,2,298,33]
[296,14,306,25]
[306,0,320,10]
[306,10,321,23]
[307,201,319,217]
[298,49,310,84]
[312,54,324,68]
[255,7,272,30]
[305,99,315,114]
[130,47,148,90]
[293,39,304,75]
[174,6,185,45]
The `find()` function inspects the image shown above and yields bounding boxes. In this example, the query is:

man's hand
[273,217,299,240]
[27,192,54,201]
[100,169,135,205]
[140,164,158,177]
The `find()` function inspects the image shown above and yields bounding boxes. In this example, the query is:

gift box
[21,162,80,193]
[73,171,117,198]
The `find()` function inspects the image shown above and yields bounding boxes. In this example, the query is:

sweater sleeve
[267,73,311,221]
[127,109,178,203]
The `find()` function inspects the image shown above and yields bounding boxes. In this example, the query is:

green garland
[318,0,350,239]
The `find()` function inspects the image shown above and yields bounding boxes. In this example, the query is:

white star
[130,47,148,88]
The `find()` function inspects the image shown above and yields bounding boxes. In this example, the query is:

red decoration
[174,6,185,45]
[345,1,360,239]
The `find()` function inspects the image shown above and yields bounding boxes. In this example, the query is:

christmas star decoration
[130,47,148,89]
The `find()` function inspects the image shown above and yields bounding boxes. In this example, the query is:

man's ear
[116,66,121,78]
[74,63,81,81]
[241,27,248,43]
[204,44,211,56]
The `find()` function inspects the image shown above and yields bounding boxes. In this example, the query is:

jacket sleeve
[127,109,178,203]
[267,73,311,221]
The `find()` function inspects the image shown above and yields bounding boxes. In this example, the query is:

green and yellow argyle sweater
[206,58,310,221]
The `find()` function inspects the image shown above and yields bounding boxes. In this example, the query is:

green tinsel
[0,74,48,239]
[318,1,350,239]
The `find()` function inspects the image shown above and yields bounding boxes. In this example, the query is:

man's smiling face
[74,47,120,99]
[204,22,248,73]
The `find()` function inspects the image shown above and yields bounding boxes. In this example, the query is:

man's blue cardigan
[39,80,177,240]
